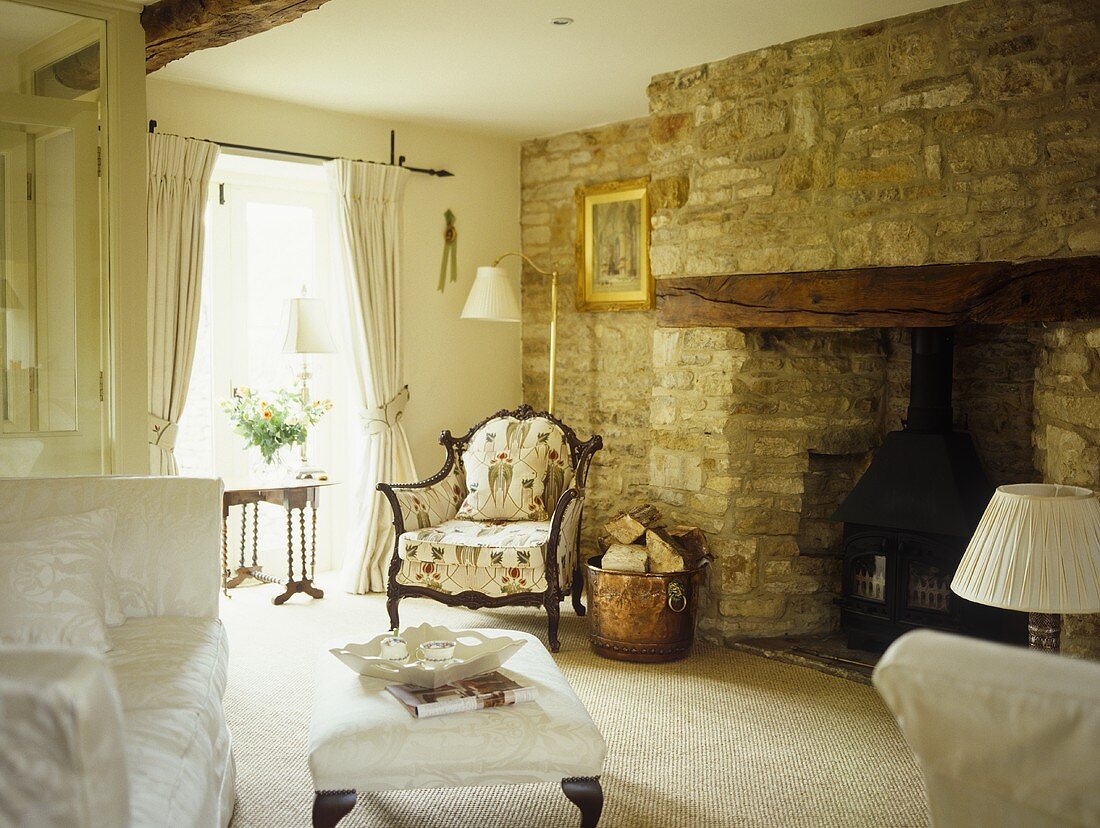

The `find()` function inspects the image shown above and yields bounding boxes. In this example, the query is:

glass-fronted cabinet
[0,3,107,475]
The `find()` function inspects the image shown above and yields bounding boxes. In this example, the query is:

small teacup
[379,635,408,661]
[416,639,457,664]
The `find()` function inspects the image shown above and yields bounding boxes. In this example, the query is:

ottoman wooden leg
[313,790,356,828]
[562,777,602,828]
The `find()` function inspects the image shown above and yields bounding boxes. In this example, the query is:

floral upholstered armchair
[377,405,602,652]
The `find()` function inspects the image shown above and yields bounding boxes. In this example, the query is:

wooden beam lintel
[142,0,336,73]
[656,256,1100,329]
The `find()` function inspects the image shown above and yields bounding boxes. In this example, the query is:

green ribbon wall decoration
[438,209,457,292]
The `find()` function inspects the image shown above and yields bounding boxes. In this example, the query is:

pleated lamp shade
[952,484,1100,613]
[281,297,336,354]
[461,266,521,322]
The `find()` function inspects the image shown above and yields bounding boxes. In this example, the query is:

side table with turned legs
[222,480,337,605]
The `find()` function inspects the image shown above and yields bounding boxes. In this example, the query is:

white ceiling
[151,0,961,139]
[0,2,82,56]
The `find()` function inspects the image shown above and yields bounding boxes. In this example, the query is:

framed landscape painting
[576,177,652,311]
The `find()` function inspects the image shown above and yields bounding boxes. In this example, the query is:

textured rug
[220,573,928,827]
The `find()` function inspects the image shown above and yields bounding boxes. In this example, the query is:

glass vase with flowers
[221,387,332,479]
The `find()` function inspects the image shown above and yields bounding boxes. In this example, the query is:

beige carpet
[220,573,928,827]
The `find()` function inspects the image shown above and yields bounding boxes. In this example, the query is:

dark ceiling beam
[657,256,1100,328]
[142,0,336,73]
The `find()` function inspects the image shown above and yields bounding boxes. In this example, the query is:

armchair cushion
[396,558,551,598]
[396,514,576,598]
[461,416,574,511]
[399,519,551,568]
[456,447,550,522]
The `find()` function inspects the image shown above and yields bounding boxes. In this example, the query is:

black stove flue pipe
[906,327,955,433]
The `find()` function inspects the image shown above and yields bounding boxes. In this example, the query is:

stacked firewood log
[597,504,710,573]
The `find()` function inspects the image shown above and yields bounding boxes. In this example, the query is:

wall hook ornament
[439,209,458,292]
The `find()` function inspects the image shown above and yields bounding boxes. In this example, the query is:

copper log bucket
[585,555,710,663]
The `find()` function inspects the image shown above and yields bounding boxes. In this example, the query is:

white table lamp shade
[282,297,336,354]
[461,266,521,322]
[952,484,1100,613]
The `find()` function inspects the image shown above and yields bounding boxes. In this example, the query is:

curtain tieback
[361,386,409,436]
[149,414,179,453]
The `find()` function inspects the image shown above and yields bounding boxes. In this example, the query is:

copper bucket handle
[667,580,687,612]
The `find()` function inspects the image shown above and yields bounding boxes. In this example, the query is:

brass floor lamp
[461,252,558,412]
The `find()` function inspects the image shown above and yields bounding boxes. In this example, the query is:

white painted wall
[146,78,523,475]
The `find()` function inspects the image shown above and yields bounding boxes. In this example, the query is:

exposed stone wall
[643,0,1099,642]
[1033,323,1100,657]
[520,121,652,545]
[521,0,1100,647]
[651,328,886,638]
[647,0,1100,275]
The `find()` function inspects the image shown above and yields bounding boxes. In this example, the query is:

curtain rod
[147,121,454,178]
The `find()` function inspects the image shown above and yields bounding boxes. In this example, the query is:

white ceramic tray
[329,623,527,689]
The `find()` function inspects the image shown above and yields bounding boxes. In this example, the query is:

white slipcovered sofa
[0,476,234,828]
[873,629,1100,828]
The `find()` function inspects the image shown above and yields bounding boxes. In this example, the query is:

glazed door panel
[0,93,103,475]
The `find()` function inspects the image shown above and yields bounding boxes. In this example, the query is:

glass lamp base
[1028,612,1062,652]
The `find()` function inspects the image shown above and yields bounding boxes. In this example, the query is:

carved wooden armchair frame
[377,404,602,652]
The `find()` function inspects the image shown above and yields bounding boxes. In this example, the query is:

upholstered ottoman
[309,629,607,827]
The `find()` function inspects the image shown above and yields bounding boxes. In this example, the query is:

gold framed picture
[575,177,652,312]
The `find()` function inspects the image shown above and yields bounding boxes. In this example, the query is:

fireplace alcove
[658,255,1100,654]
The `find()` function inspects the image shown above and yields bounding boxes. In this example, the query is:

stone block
[837,220,930,267]
[1048,137,1100,164]
[757,536,801,558]
[947,132,1040,174]
[717,557,758,595]
[735,508,801,535]
[764,575,828,595]
[649,449,703,493]
[649,175,690,210]
[933,107,997,134]
[1043,424,1100,487]
[979,59,1068,100]
[888,32,937,75]
[881,74,974,112]
[835,158,921,189]
[650,112,692,145]
[718,595,787,619]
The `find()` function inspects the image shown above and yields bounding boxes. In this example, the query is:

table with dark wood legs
[222,480,337,605]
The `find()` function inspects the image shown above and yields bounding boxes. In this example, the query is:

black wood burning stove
[832,328,1025,650]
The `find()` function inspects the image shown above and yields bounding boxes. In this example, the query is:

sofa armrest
[377,460,466,536]
[873,629,1100,828]
[0,648,130,828]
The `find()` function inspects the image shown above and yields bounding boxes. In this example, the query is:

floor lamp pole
[491,252,559,414]
[548,270,557,413]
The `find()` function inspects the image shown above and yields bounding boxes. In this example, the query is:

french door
[178,156,351,573]
[0,92,104,476]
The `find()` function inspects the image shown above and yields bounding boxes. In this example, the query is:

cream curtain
[327,159,418,593]
[147,133,219,474]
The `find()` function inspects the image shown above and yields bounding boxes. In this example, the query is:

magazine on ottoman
[387,671,538,718]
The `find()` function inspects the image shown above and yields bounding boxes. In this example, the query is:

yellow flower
[260,401,269,409]
[262,409,274,420]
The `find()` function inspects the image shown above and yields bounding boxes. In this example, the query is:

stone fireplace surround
[520,0,1100,656]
